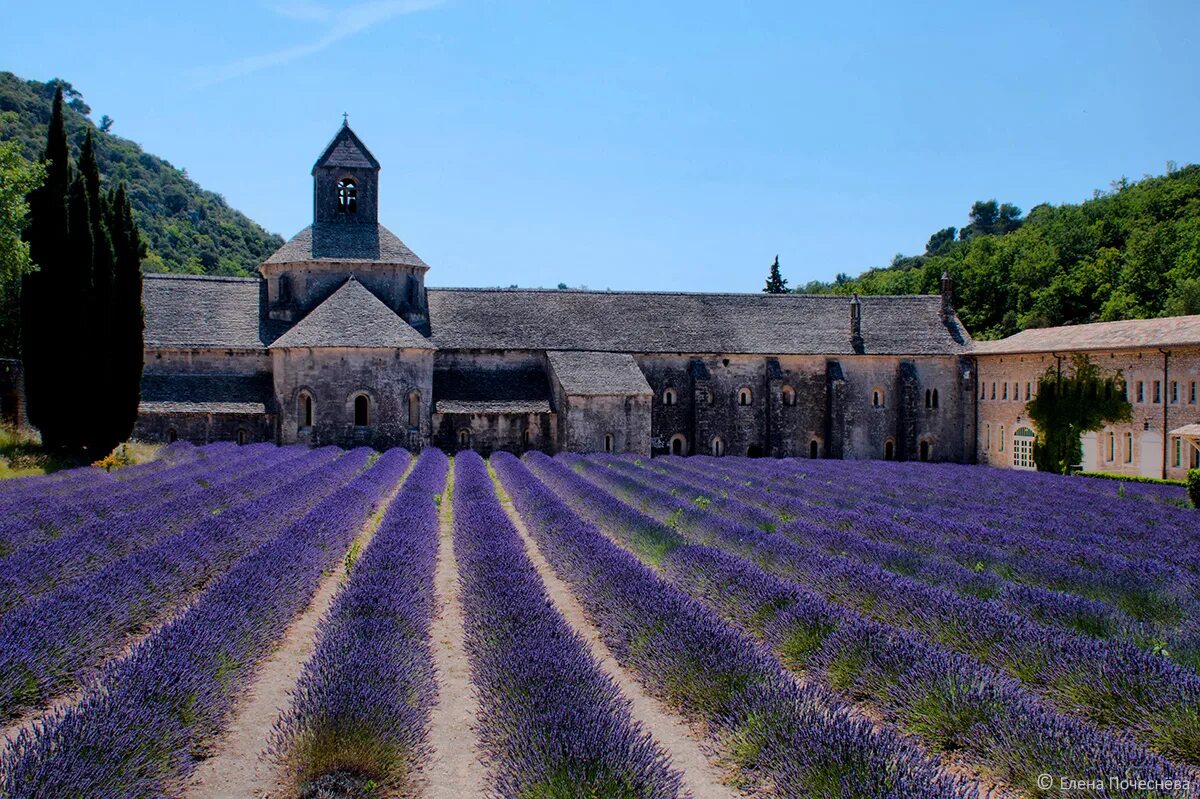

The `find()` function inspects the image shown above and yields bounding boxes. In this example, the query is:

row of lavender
[454,451,682,797]
[272,448,444,793]
[494,452,975,798]
[564,454,1199,785]
[662,454,1200,667]
[0,448,408,798]
[0,439,196,502]
[0,445,356,721]
[0,441,234,557]
[0,443,311,615]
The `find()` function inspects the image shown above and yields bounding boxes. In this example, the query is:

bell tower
[312,117,380,227]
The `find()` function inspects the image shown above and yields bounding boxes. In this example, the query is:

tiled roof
[313,123,380,170]
[269,277,434,350]
[139,372,273,415]
[434,399,552,414]
[433,363,550,406]
[143,274,280,349]
[426,289,972,356]
[973,315,1200,355]
[547,351,653,396]
[263,224,428,267]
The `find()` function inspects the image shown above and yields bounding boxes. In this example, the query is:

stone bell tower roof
[312,120,380,173]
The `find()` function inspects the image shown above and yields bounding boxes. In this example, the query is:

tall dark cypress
[78,131,118,453]
[107,184,144,447]
[62,173,94,451]
[21,86,75,451]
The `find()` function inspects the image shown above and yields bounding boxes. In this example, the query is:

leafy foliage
[1025,354,1132,474]
[1188,469,1200,509]
[0,73,282,277]
[799,169,1200,338]
[0,113,45,357]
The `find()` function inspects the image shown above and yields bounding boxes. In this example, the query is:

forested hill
[798,166,1200,340]
[0,73,283,276]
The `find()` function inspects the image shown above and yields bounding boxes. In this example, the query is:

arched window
[781,386,796,407]
[872,388,884,408]
[999,425,1005,452]
[931,388,939,409]
[919,440,931,462]
[669,434,687,456]
[407,391,421,428]
[337,178,358,213]
[711,436,725,456]
[738,387,753,406]
[166,428,178,443]
[353,394,369,427]
[925,389,932,408]
[1107,431,1115,461]
[522,429,531,449]
[1124,432,1133,463]
[236,429,248,446]
[298,392,314,429]
[662,387,677,406]
[1013,427,1035,470]
[884,439,895,461]
[604,433,614,453]
[809,439,819,459]
[458,428,471,448]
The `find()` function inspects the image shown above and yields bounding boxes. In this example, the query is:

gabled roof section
[312,122,380,172]
[269,277,434,350]
[547,351,653,396]
[263,223,428,268]
[973,315,1200,355]
[140,372,273,415]
[426,289,974,356]
[143,274,279,349]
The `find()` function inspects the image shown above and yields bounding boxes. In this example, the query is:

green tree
[763,255,788,294]
[0,112,45,357]
[1026,354,1132,474]
[104,183,145,450]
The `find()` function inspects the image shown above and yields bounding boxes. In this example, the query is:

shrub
[1188,469,1200,508]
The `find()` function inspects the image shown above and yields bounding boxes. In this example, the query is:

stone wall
[133,411,275,445]
[262,261,429,332]
[431,410,557,454]
[558,395,651,454]
[145,348,271,375]
[976,348,1200,479]
[272,346,433,450]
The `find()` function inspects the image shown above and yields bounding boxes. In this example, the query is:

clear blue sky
[6,1,1199,291]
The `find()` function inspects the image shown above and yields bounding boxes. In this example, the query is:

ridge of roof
[973,314,1200,355]
[427,286,944,301]
[143,273,261,284]
[269,276,434,350]
[263,223,428,268]
[313,122,380,171]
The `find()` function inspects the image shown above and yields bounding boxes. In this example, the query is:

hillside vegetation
[0,73,282,276]
[798,167,1200,339]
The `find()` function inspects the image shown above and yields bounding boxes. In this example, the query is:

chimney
[850,293,864,354]
[940,271,954,321]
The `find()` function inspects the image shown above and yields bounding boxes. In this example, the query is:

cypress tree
[78,131,118,454]
[62,173,94,452]
[107,184,145,448]
[763,255,788,294]
[21,86,76,451]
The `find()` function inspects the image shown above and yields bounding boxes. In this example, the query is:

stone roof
[973,315,1200,355]
[139,372,273,415]
[313,123,380,171]
[426,289,972,356]
[143,274,281,349]
[263,224,428,267]
[270,277,434,350]
[435,399,552,414]
[547,351,653,396]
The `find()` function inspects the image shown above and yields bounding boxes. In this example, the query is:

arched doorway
[919,440,931,462]
[809,440,819,459]
[669,434,687,456]
[747,444,764,458]
[884,439,895,461]
[1013,427,1036,470]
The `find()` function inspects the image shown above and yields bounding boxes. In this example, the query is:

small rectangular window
[1153,381,1161,403]
[1137,382,1144,403]
[1171,381,1178,403]
[991,382,996,400]
[980,383,986,400]
[1002,383,1008,400]
[1173,437,1181,468]
[1107,431,1115,461]
[1192,381,1198,404]
[1025,382,1031,401]
[999,426,1005,451]
[1125,432,1133,463]
[985,424,991,450]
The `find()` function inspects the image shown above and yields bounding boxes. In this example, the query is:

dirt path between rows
[491,474,742,799]
[419,462,488,798]
[181,465,411,799]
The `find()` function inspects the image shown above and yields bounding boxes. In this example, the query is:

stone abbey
[128,123,1200,475]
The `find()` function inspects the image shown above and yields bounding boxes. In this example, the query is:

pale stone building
[974,316,1200,479]
[132,123,978,459]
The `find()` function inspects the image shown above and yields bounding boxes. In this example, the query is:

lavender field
[0,443,1196,799]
